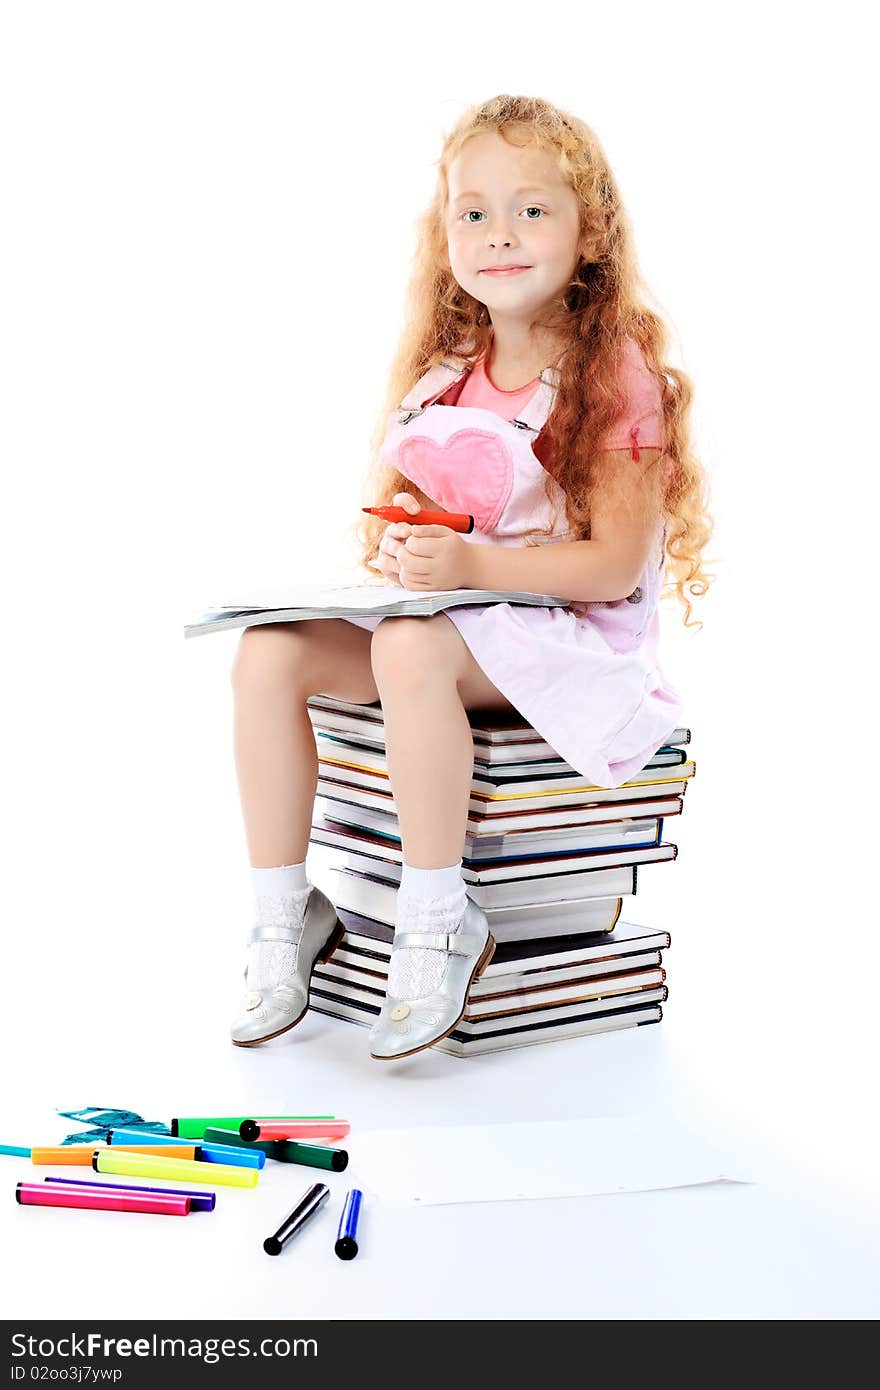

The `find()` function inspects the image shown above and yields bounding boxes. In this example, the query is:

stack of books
[305,695,695,1056]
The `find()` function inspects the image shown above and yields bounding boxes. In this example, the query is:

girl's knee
[370,615,459,683]
[229,622,315,690]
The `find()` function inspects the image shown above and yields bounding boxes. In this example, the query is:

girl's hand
[399,522,473,591]
[369,492,421,584]
[369,491,473,590]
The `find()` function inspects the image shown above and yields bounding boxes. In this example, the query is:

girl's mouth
[481,266,531,277]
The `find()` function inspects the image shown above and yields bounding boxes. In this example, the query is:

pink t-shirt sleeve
[595,338,664,458]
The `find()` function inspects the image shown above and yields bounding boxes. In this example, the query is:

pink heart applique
[398,429,515,535]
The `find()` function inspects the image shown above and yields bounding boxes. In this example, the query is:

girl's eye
[459,206,546,223]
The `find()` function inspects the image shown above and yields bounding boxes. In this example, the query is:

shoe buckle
[248,924,304,945]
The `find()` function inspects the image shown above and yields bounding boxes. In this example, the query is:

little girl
[229,94,713,1062]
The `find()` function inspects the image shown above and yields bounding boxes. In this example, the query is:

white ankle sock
[389,862,468,999]
[399,860,465,899]
[247,861,312,992]
[252,860,310,896]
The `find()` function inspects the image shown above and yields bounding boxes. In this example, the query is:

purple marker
[44,1176,216,1212]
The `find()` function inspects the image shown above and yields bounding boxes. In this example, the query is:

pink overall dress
[342,345,685,789]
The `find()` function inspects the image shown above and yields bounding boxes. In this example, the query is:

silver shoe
[230,884,345,1046]
[368,895,495,1061]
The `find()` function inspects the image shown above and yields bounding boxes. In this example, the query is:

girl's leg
[368,614,515,868]
[231,619,379,867]
[228,618,380,1045]
[367,614,517,1057]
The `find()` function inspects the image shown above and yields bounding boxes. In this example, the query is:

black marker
[263,1182,330,1256]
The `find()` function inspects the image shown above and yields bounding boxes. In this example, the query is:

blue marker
[0,1144,31,1157]
[334,1188,363,1260]
[199,1142,265,1170]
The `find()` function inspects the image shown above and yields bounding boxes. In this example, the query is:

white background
[1,1,878,1322]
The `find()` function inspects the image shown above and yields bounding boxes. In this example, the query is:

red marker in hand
[362,505,474,534]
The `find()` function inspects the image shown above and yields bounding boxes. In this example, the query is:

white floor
[3,639,879,1321]
[2,912,879,1320]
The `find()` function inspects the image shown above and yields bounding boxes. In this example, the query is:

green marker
[203,1128,347,1172]
[171,1115,334,1140]
[271,1139,349,1173]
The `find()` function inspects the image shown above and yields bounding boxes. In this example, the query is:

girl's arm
[466,448,664,602]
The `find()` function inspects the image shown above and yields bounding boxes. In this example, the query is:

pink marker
[16,1182,191,1216]
[239,1119,350,1143]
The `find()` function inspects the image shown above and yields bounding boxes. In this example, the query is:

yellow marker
[30,1144,198,1166]
[94,1149,258,1188]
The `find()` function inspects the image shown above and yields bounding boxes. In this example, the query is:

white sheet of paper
[350,1118,751,1206]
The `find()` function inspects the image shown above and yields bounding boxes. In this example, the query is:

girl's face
[445,131,583,335]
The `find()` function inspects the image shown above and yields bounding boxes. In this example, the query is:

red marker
[239,1119,350,1143]
[362,506,474,533]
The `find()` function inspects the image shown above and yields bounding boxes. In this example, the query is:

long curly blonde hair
[348,94,714,628]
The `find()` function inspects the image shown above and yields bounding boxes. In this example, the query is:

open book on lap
[183,581,571,639]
